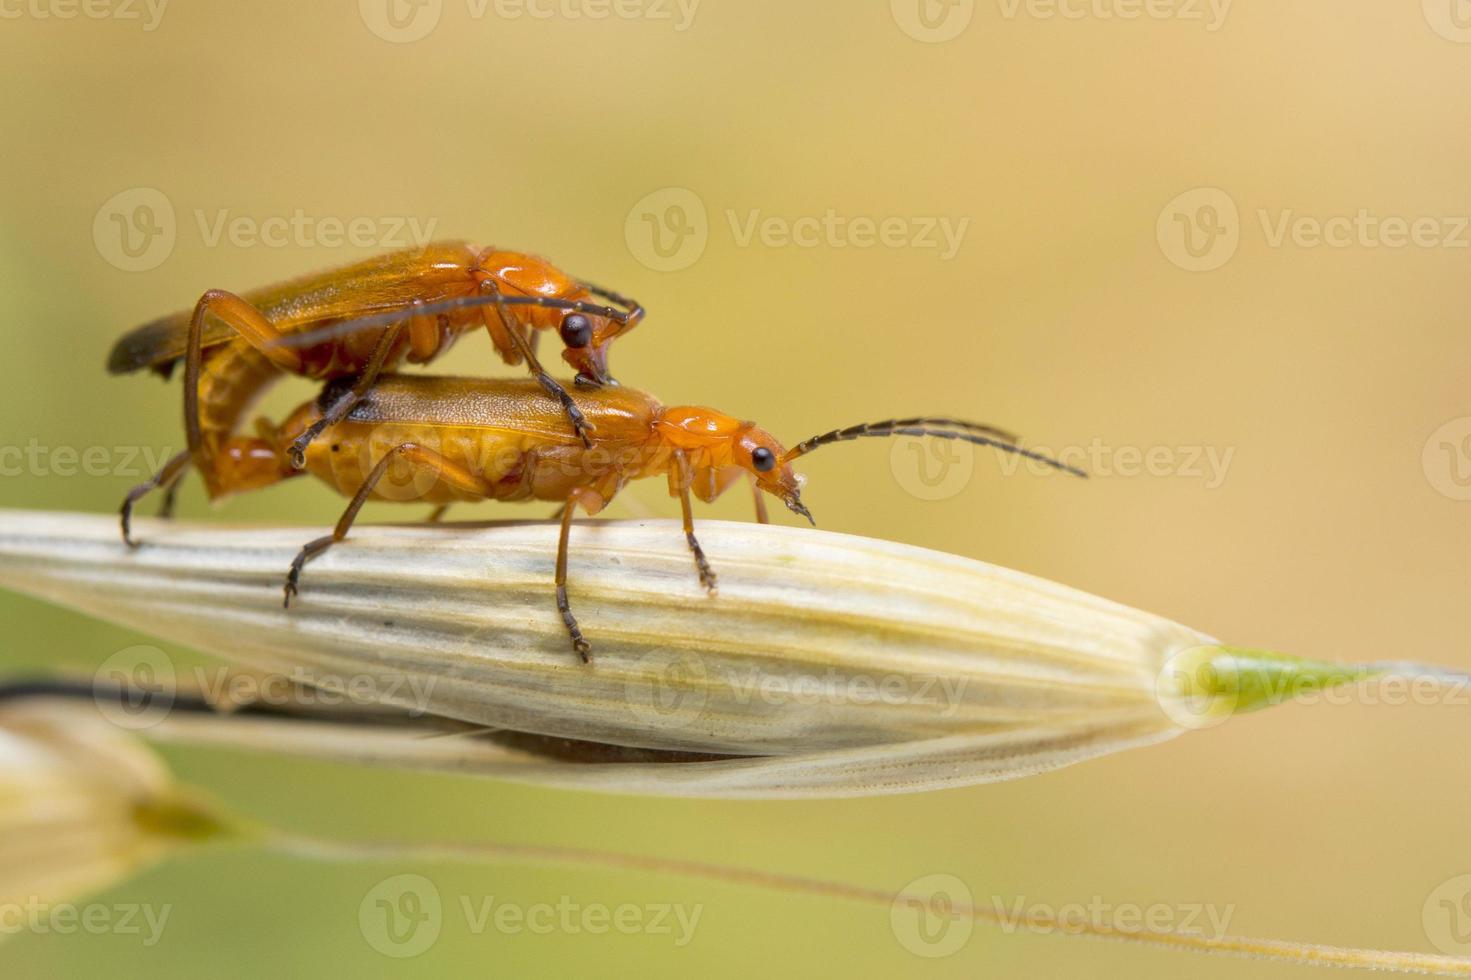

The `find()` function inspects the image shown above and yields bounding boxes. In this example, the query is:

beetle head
[656,407,811,523]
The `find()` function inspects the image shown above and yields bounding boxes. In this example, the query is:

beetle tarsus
[535,371,597,448]
[557,583,591,663]
[686,532,718,594]
[119,498,140,549]
[283,534,334,610]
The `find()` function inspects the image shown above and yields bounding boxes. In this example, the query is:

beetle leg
[555,488,605,662]
[184,289,304,453]
[672,451,718,593]
[285,314,410,469]
[120,450,191,547]
[154,459,194,522]
[124,291,307,544]
[749,474,770,525]
[283,443,490,608]
[479,281,596,450]
[427,504,451,523]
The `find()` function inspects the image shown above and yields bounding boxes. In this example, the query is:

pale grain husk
[0,509,1215,796]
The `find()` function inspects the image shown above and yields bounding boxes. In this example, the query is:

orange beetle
[109,241,643,543]
[224,374,1085,660]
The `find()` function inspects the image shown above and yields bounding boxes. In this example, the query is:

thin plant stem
[265,832,1471,975]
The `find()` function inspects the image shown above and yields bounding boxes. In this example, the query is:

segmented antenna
[781,417,1086,478]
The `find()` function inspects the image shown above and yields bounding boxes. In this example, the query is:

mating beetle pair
[111,241,1082,659]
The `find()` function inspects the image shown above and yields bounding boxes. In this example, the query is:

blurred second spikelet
[0,702,234,923]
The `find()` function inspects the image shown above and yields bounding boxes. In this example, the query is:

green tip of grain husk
[1158,645,1471,728]
[131,790,251,845]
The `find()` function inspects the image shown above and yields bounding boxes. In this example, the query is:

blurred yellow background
[3,2,1470,976]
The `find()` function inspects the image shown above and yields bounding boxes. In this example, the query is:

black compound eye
[751,446,776,472]
[559,313,593,348]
